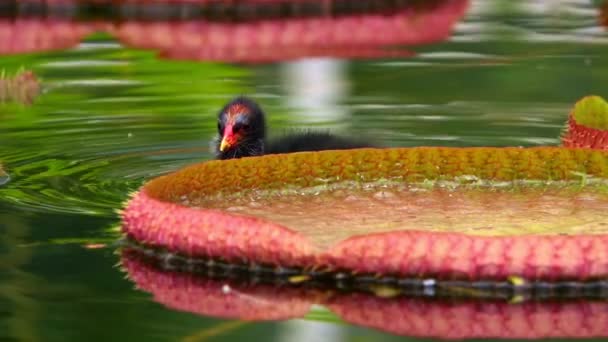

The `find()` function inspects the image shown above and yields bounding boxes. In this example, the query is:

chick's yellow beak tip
[219,138,231,152]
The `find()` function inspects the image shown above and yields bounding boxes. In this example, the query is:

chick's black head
[215,96,266,159]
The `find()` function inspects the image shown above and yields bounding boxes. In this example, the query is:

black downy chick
[214,96,372,160]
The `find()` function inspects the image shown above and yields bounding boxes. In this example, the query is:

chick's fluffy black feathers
[214,96,373,159]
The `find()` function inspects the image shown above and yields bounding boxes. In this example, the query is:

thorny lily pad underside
[122,146,608,281]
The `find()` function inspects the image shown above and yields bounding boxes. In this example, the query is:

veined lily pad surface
[122,146,608,281]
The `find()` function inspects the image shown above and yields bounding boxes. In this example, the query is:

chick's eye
[233,123,250,133]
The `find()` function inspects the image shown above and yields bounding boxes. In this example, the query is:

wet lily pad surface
[194,181,608,249]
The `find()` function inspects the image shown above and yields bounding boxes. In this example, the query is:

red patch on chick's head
[220,103,251,152]
[226,103,250,122]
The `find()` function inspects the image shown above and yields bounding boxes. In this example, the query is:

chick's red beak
[219,124,237,152]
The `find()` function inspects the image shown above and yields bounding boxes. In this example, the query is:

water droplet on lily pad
[373,191,395,200]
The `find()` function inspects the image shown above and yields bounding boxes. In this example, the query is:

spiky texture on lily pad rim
[562,95,608,150]
[122,147,608,281]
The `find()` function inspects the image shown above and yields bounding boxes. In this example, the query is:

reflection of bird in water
[213,96,373,160]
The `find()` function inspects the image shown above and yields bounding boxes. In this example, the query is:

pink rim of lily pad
[122,251,608,340]
[122,146,608,281]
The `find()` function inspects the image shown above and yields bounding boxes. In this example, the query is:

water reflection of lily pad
[122,250,314,321]
[122,251,608,340]
[122,147,608,281]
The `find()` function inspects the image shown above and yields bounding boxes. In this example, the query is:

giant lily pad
[122,146,608,281]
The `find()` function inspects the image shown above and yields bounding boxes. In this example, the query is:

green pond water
[2,1,608,341]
